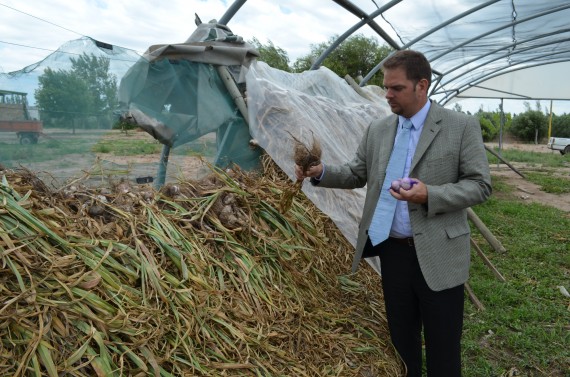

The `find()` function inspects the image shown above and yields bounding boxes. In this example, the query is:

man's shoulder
[429,102,477,123]
[370,113,398,129]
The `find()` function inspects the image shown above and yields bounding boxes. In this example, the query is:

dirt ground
[100,140,570,213]
[485,142,570,213]
[5,128,569,213]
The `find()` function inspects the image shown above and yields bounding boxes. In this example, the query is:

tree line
[34,36,569,142]
[457,101,570,143]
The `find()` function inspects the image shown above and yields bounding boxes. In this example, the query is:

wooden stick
[467,207,506,253]
[485,145,526,178]
[470,237,507,282]
[465,282,485,311]
[344,75,372,101]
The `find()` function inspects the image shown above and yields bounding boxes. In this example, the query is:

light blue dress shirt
[390,100,431,238]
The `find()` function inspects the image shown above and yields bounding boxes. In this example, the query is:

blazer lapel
[410,103,442,173]
[378,117,399,176]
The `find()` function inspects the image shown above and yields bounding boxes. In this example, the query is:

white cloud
[0,0,227,71]
[0,0,384,72]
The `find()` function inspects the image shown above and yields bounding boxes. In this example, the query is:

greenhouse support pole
[156,144,171,189]
[219,0,247,25]
[548,100,553,139]
[216,65,249,125]
[498,98,504,168]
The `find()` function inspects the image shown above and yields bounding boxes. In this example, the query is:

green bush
[510,110,548,142]
[113,119,138,132]
[478,117,498,141]
[550,113,570,137]
[476,110,511,142]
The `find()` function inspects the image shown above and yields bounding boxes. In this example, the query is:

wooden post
[467,207,506,253]
[471,237,506,282]
[465,282,485,311]
[485,145,526,179]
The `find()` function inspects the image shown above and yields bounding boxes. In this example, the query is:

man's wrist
[310,163,325,185]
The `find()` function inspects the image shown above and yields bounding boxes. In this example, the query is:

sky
[0,0,369,73]
[1,0,568,116]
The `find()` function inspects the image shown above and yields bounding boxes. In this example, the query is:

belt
[389,237,415,247]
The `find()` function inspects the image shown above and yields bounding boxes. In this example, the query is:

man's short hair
[383,50,432,88]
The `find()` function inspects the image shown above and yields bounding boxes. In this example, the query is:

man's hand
[391,178,428,204]
[295,163,324,180]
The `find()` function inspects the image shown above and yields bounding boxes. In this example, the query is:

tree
[35,53,118,131]
[248,37,291,72]
[291,34,392,86]
[247,34,392,86]
[477,117,497,142]
[510,103,548,143]
[550,113,570,138]
[35,67,91,131]
[476,108,512,142]
[70,53,118,119]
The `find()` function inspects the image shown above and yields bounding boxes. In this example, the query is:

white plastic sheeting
[246,61,390,272]
[452,62,570,101]
[339,0,570,105]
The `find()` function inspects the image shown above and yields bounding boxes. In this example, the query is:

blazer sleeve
[316,123,372,189]
[425,114,492,217]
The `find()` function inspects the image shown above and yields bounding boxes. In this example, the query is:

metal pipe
[219,0,248,25]
[331,0,400,49]
[430,3,570,63]
[434,36,570,95]
[215,65,249,125]
[310,0,401,70]
[360,0,501,86]
[439,56,570,104]
[155,144,171,189]
[439,29,570,84]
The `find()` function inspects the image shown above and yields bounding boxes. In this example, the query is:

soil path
[486,142,570,214]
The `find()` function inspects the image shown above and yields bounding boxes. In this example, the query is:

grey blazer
[317,102,492,291]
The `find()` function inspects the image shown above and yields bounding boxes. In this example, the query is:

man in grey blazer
[295,50,491,376]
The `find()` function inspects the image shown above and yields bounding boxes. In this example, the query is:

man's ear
[417,78,429,93]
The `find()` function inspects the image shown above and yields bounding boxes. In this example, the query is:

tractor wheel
[20,134,34,145]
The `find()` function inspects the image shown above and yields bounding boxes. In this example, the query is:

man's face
[383,67,426,118]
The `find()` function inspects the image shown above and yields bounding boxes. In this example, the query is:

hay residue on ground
[0,156,401,377]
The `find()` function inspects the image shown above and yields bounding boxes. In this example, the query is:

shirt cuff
[310,163,325,185]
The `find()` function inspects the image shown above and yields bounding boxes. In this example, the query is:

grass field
[463,150,569,376]
[0,129,218,185]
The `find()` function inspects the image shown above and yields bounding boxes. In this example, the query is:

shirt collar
[399,100,431,130]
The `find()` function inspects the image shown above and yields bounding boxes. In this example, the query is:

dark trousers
[373,237,464,377]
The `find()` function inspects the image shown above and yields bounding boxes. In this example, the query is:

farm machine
[0,89,43,144]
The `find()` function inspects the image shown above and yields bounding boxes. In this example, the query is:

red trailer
[0,89,43,144]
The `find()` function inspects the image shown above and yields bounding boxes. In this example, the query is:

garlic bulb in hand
[390,177,418,192]
[390,179,402,193]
